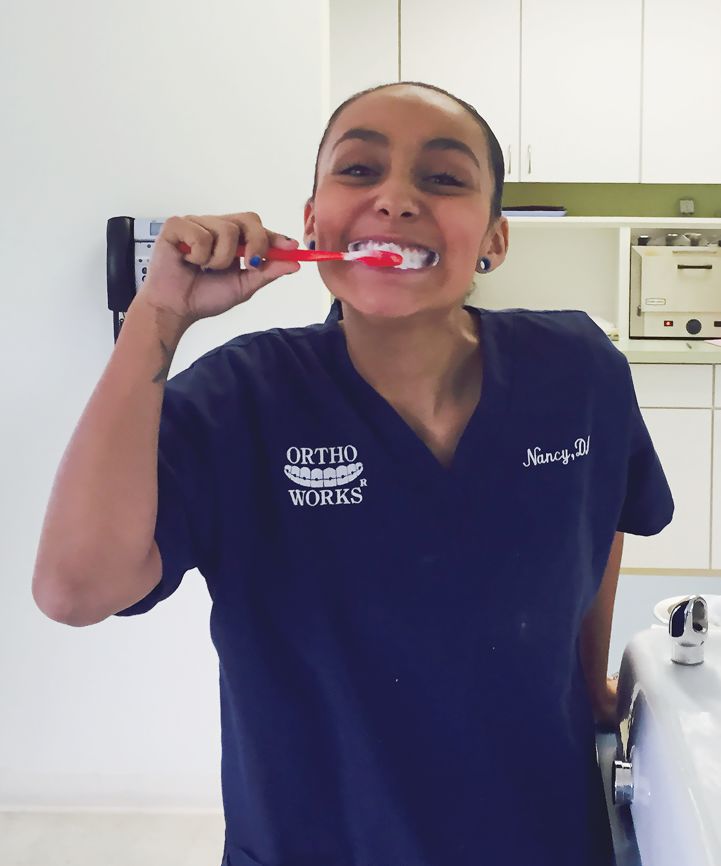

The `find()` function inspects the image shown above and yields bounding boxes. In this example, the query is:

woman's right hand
[139,212,301,324]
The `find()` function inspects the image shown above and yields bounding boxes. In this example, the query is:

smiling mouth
[347,240,440,269]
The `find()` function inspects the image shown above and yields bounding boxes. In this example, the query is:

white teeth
[347,240,440,269]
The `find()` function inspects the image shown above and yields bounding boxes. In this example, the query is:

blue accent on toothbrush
[249,255,261,267]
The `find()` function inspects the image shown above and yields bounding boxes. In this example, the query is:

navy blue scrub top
[116,301,674,866]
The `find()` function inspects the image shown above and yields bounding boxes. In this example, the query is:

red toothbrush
[176,242,403,268]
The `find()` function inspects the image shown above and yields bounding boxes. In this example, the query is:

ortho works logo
[284,445,367,506]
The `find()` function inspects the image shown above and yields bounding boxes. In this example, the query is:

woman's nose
[372,177,420,219]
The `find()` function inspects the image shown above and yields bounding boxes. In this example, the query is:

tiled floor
[0,811,225,866]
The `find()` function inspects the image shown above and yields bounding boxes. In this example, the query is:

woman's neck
[337,304,482,419]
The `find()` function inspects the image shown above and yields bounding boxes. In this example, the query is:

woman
[34,81,674,866]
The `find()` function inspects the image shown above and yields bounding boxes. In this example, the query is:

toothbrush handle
[176,242,342,263]
[175,242,400,267]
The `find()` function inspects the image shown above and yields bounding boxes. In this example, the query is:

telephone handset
[106,216,165,342]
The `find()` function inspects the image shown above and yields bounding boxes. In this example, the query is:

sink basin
[612,623,721,865]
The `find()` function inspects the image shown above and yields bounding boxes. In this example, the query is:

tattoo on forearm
[152,339,173,384]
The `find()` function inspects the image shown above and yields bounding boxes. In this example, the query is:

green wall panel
[502,183,721,217]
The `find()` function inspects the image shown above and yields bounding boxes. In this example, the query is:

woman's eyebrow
[426,137,481,169]
[332,128,480,169]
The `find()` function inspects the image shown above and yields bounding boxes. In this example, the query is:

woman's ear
[303,197,315,249]
[475,216,510,275]
[487,216,509,265]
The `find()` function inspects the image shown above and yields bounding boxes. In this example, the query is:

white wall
[1,0,330,811]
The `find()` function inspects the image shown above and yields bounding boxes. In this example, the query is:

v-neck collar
[322,300,511,484]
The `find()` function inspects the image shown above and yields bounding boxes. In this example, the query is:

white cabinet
[629,363,713,409]
[623,364,713,570]
[520,0,642,182]
[400,0,521,181]
[646,369,721,573]
[333,0,721,185]
[642,0,721,183]
[400,0,641,183]
[622,407,711,569]
[712,410,721,569]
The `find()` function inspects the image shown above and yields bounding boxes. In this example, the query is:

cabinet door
[622,408,711,570]
[400,0,521,181]
[520,0,642,182]
[629,363,713,408]
[642,0,721,183]
[712,411,721,569]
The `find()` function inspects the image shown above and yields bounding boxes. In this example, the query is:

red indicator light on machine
[664,320,674,327]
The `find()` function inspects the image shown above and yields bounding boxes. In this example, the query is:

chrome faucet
[669,595,708,665]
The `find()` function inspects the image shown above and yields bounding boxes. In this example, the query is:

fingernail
[249,255,261,267]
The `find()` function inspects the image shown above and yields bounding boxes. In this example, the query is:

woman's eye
[427,172,464,187]
[336,165,464,187]
[338,164,375,177]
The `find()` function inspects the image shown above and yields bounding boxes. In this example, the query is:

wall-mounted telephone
[106,216,165,342]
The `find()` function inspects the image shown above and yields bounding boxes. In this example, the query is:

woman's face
[304,85,508,320]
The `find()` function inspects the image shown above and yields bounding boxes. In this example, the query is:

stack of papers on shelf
[502,205,567,217]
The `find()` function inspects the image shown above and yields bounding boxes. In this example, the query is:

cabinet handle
[527,144,532,175]
[678,264,713,270]
[507,145,511,176]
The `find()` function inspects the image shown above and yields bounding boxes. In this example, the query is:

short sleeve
[616,363,675,536]
[114,360,219,617]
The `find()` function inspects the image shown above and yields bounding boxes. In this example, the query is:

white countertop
[614,338,721,364]
[507,216,721,229]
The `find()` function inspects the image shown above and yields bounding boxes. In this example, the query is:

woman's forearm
[579,531,625,723]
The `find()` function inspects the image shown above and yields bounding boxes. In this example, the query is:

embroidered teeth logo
[283,463,363,488]
[285,445,367,506]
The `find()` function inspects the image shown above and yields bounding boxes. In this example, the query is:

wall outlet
[679,199,695,215]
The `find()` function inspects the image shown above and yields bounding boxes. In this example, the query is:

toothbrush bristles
[361,251,404,267]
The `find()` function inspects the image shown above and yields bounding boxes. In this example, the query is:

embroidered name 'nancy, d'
[523,435,591,468]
